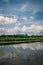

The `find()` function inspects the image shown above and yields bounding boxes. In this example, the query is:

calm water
[0,42,43,65]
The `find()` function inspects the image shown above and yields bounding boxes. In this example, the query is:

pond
[0,42,43,65]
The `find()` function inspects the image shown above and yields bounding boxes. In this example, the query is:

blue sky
[0,0,43,35]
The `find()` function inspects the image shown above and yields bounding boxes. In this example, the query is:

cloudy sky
[0,0,43,35]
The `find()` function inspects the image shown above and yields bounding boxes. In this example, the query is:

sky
[0,0,43,35]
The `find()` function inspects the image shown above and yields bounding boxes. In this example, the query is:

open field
[0,36,43,45]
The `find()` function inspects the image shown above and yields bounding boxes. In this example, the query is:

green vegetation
[0,35,43,45]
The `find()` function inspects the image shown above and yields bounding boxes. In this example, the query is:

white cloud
[6,26,20,34]
[21,24,43,34]
[21,25,28,32]
[33,10,38,15]
[0,26,20,35]
[21,17,28,20]
[0,16,17,24]
[20,4,28,12]
[15,23,21,26]
[0,16,29,34]
[29,16,34,20]
[0,24,43,35]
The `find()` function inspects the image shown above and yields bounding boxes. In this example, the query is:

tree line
[0,34,43,37]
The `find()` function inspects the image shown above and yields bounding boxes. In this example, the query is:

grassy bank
[0,36,43,45]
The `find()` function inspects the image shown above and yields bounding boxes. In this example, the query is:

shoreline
[0,41,43,45]
[0,36,43,45]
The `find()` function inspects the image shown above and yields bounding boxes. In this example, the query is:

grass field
[0,36,43,45]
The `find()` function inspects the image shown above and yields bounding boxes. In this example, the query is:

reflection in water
[0,42,43,65]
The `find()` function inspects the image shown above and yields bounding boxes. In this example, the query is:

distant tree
[26,33,27,37]
[1,34,6,37]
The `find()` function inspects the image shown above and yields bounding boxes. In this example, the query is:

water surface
[0,42,43,65]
